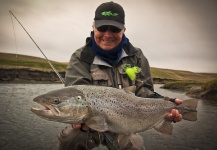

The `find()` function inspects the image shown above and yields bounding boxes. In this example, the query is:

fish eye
[53,97,59,103]
[76,96,82,100]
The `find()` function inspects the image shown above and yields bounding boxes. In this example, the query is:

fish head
[30,86,89,124]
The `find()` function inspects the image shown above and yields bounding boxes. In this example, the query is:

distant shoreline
[1,68,217,99]
[0,68,174,84]
[0,68,65,84]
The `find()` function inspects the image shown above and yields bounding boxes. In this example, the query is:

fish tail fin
[181,99,198,121]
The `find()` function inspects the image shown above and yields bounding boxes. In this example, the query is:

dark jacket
[65,37,162,98]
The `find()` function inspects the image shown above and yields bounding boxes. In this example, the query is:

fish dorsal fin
[154,119,173,135]
[84,115,109,132]
[123,86,136,94]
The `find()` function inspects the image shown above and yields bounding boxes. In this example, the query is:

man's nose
[104,29,113,36]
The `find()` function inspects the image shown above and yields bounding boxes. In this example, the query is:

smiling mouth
[102,39,114,43]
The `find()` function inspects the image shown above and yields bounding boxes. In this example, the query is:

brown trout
[31,85,197,135]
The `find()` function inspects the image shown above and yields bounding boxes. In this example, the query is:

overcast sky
[0,0,217,73]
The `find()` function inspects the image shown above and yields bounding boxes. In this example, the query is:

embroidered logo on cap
[101,11,118,16]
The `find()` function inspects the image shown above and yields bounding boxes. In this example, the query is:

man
[58,1,182,150]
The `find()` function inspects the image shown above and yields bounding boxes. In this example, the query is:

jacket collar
[80,37,137,64]
[92,49,128,67]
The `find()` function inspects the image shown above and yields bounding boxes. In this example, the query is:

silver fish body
[31,85,198,135]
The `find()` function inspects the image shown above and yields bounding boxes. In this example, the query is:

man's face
[93,25,125,50]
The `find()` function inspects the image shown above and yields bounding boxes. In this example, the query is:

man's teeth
[103,39,113,42]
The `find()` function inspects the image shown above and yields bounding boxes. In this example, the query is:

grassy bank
[1,52,217,82]
[188,79,217,98]
[162,81,203,90]
[151,67,217,82]
[162,79,217,99]
[0,52,67,72]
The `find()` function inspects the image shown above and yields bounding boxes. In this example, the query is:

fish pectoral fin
[84,115,109,132]
[154,119,173,135]
[118,133,144,150]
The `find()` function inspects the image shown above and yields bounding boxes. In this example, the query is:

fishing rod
[9,10,65,84]
[10,10,118,149]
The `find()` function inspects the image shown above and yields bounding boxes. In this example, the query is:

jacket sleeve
[135,49,164,98]
[64,52,92,87]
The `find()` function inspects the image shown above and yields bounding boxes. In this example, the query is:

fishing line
[9,11,18,79]
[9,10,65,84]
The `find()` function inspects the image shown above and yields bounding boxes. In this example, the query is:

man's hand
[72,123,90,131]
[166,99,183,122]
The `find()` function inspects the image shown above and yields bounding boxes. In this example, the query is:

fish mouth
[30,102,60,118]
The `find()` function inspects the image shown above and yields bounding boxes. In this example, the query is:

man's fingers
[175,99,183,105]
[166,109,182,122]
[72,124,81,129]
[81,124,90,131]
[171,109,178,116]
[174,114,183,122]
[72,123,90,131]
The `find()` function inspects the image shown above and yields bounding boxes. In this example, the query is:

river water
[0,84,216,150]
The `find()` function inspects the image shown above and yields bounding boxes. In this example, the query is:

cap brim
[95,20,124,29]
